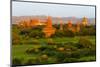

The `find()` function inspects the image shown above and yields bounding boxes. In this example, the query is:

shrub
[41,50,57,57]
[63,58,77,63]
[41,54,48,60]
[12,57,22,65]
[55,52,68,62]
[12,32,20,45]
[29,30,44,38]
[77,37,93,48]
[25,48,39,54]
[25,59,35,65]
[33,39,40,44]
[64,45,78,51]
[39,45,55,51]
[70,48,96,58]
[65,30,75,37]
[20,28,30,35]
[57,47,65,52]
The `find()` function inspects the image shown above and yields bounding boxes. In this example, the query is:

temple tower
[57,17,63,31]
[82,17,88,26]
[42,16,56,38]
[76,22,80,32]
[67,20,72,29]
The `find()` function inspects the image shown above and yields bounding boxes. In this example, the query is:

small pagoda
[82,17,88,26]
[67,20,76,32]
[76,22,80,32]
[42,16,56,38]
[60,20,63,31]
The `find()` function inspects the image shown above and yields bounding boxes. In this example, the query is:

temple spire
[76,22,80,32]
[42,16,56,38]
[82,17,88,26]
[57,16,63,31]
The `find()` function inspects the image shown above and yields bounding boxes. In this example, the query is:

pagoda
[82,17,88,26]
[67,20,72,28]
[67,20,76,32]
[42,16,56,38]
[57,17,63,31]
[18,17,46,28]
[60,20,63,31]
[67,20,73,31]
[30,17,45,27]
[76,22,80,32]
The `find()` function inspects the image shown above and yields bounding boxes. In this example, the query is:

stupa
[76,22,80,32]
[67,20,72,28]
[67,20,76,32]
[60,21,63,31]
[67,20,73,31]
[82,17,88,26]
[42,16,56,38]
[58,17,63,31]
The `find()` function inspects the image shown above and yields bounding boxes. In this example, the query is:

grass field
[12,36,96,64]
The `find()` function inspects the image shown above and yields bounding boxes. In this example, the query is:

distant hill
[12,16,95,25]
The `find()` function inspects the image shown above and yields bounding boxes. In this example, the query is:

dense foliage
[12,24,96,66]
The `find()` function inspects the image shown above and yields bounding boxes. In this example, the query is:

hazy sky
[12,1,95,18]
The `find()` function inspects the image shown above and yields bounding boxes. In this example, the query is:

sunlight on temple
[67,20,73,28]
[76,22,80,32]
[42,16,56,38]
[18,17,46,28]
[18,20,30,28]
[67,20,77,33]
[82,17,88,26]
[30,18,45,27]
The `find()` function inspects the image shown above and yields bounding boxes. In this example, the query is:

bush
[63,58,78,63]
[55,52,68,62]
[25,59,35,65]
[29,30,44,38]
[65,30,75,37]
[39,45,55,51]
[12,32,20,45]
[77,37,93,48]
[41,50,57,57]
[70,48,96,58]
[25,48,39,54]
[33,39,40,44]
[79,26,96,36]
[20,28,30,35]
[12,57,22,65]
[54,31,65,37]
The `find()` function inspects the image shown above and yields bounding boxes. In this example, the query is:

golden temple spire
[42,16,56,38]
[82,17,88,26]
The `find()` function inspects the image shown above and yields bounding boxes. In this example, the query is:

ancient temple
[82,17,88,26]
[30,18,46,27]
[58,17,63,31]
[18,20,29,28]
[18,17,46,28]
[67,20,72,28]
[42,16,56,38]
[60,20,63,31]
[76,22,80,32]
[67,20,76,32]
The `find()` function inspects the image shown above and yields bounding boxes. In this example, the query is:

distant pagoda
[67,20,72,28]
[57,17,63,31]
[82,17,88,26]
[76,22,80,32]
[18,17,46,28]
[60,20,63,31]
[67,20,73,31]
[67,20,76,32]
[42,16,56,38]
